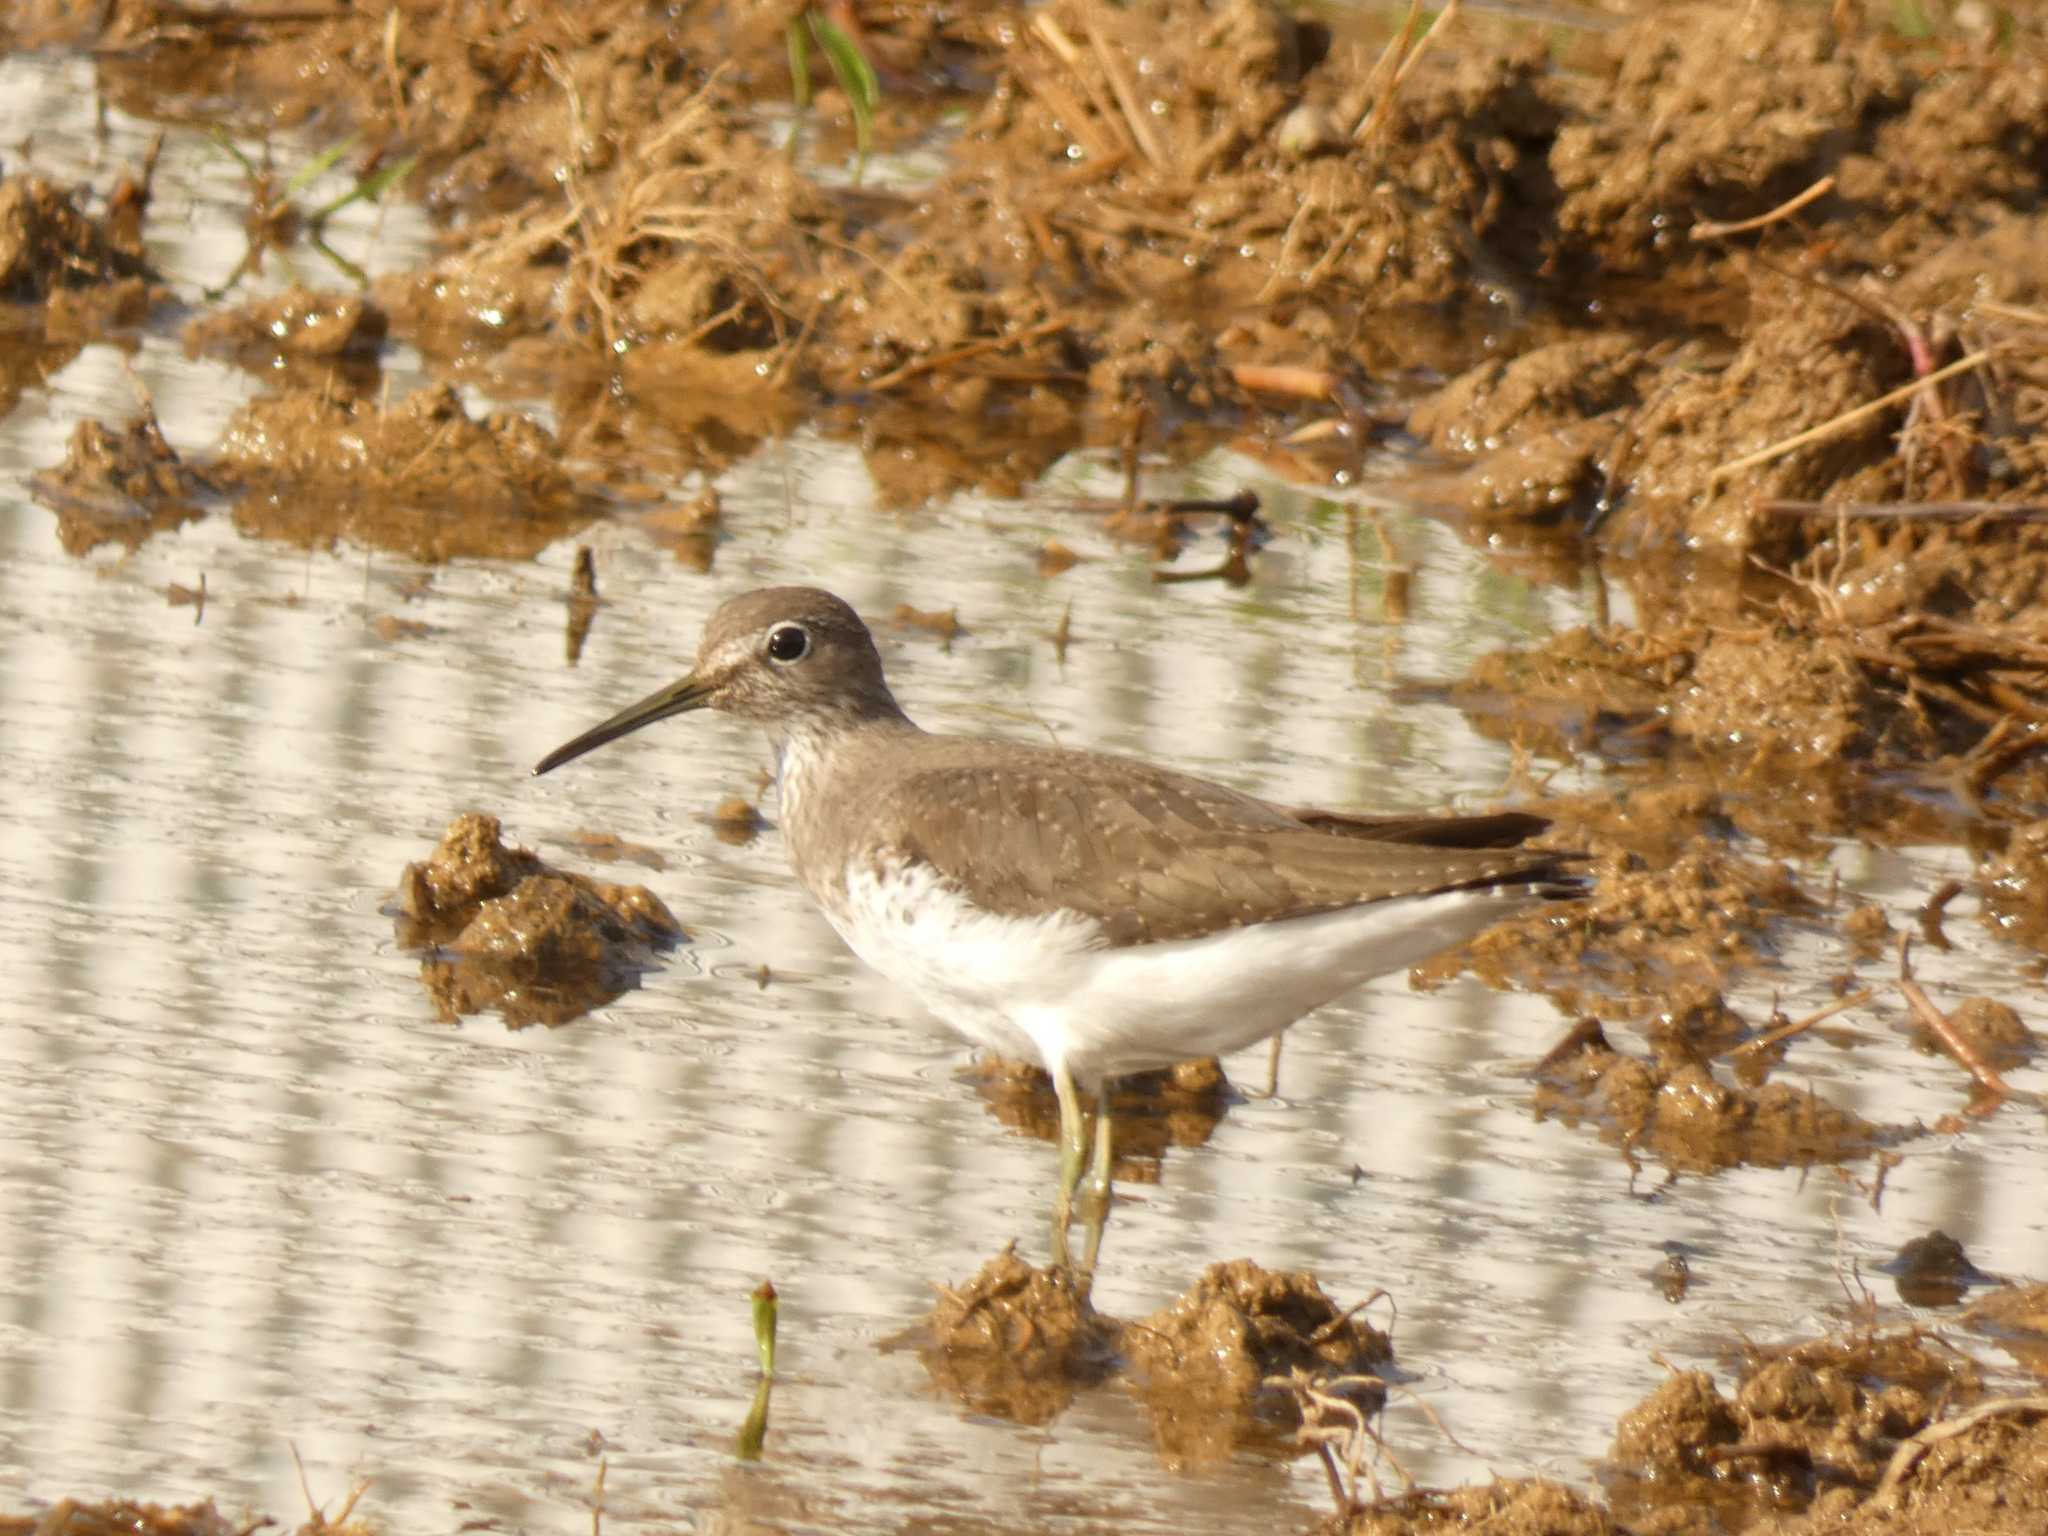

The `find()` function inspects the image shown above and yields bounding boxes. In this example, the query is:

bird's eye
[765,623,810,664]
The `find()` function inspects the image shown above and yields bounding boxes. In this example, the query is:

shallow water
[2,50,2044,1536]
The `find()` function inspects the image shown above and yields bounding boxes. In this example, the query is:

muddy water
[2,50,2045,1536]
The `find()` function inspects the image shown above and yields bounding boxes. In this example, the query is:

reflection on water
[2,51,2045,1536]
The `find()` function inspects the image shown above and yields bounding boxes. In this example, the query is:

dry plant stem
[1083,16,1165,170]
[1353,0,1427,142]
[1729,989,1875,1057]
[1691,175,1835,240]
[1976,299,2048,327]
[1897,936,2011,1111]
[1875,1394,2048,1500]
[1966,722,2048,795]
[865,314,1071,391]
[1710,350,1989,485]
[1761,499,2048,521]
[768,290,831,388]
[1029,15,1130,163]
[1918,878,1964,946]
[1229,362,1336,400]
[1383,0,1460,105]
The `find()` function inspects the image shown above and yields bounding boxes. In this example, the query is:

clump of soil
[967,1054,1228,1183]
[1430,783,1814,1018]
[1122,1259,1392,1470]
[184,285,388,392]
[1529,1017,1908,1175]
[1965,1284,2048,1378]
[0,162,160,420]
[1911,997,2035,1076]
[918,1247,1118,1426]
[0,1493,374,1536]
[706,796,765,847]
[395,812,682,1029]
[1980,821,2048,956]
[1606,1327,1981,1535]
[1549,5,1909,279]
[27,411,211,556]
[0,170,156,323]
[0,1501,244,1536]
[214,383,600,561]
[1405,333,1677,521]
[1334,1479,1621,1536]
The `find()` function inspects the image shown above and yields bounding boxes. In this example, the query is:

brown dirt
[919,1251,1391,1471]
[12,1,2048,1524]
[0,1499,371,1536]
[1980,821,2048,956]
[1911,997,2036,1075]
[1331,1480,1621,1535]
[394,812,682,1029]
[27,411,211,557]
[1528,1016,1910,1178]
[916,1247,1119,1427]
[1606,1327,1982,1536]
[1123,1259,1394,1471]
[967,1054,1229,1184]
[213,383,602,561]
[183,286,388,395]
[1965,1285,2048,1379]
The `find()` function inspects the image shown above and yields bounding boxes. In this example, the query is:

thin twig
[1759,499,2048,521]
[1875,1395,2048,1500]
[1710,350,1989,486]
[1729,989,1874,1057]
[1352,0,1426,140]
[1229,362,1337,400]
[1691,175,1835,240]
[1084,17,1164,170]
[1897,935,2011,1113]
[865,314,1071,391]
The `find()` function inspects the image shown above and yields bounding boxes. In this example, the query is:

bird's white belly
[822,858,1542,1086]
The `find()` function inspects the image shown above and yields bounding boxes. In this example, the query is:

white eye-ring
[765,622,811,664]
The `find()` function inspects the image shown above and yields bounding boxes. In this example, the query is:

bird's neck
[771,702,920,815]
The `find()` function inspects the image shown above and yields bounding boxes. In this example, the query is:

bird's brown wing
[859,745,1577,946]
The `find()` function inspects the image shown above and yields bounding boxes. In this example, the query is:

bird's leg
[1050,1061,1086,1271]
[1078,1081,1115,1279]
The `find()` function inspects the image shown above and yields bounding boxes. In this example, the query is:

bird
[533,586,1583,1274]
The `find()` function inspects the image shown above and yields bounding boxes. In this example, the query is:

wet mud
[918,1252,1389,1469]
[969,1054,1230,1183]
[216,383,601,561]
[909,1248,2048,1535]
[28,411,211,557]
[1529,1016,1909,1178]
[10,0,2048,1526]
[394,812,682,1029]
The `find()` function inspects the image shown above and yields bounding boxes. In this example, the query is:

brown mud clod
[968,1054,1229,1182]
[28,411,212,557]
[1530,1015,1910,1176]
[1123,1259,1393,1470]
[1607,1327,1984,1534]
[215,383,601,562]
[394,811,682,1029]
[918,1247,1119,1427]
[919,1252,1392,1472]
[1964,1285,2048,1380]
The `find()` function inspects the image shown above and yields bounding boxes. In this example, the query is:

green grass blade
[807,12,879,177]
[785,16,813,110]
[283,134,358,201]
